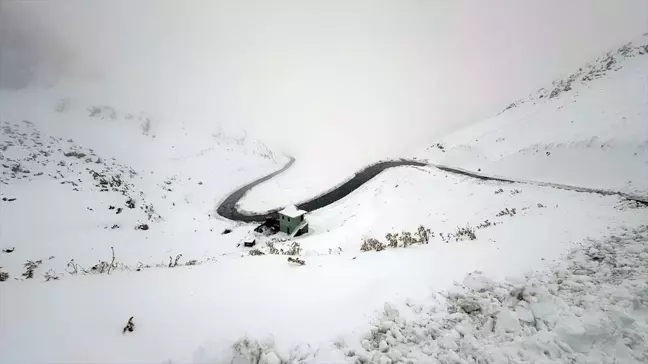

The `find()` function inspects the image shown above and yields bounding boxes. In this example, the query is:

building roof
[279,205,306,218]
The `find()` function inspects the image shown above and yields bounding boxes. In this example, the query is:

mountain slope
[0,88,282,277]
[422,35,648,197]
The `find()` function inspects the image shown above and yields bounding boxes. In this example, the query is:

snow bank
[190,225,648,364]
[344,226,648,364]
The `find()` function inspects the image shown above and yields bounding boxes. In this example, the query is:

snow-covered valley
[1,35,648,364]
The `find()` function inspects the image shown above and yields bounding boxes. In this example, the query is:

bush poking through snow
[265,241,280,255]
[477,219,494,229]
[135,223,149,231]
[168,254,182,268]
[287,257,306,266]
[454,225,477,241]
[284,242,302,256]
[361,238,386,252]
[431,142,445,152]
[0,269,9,282]
[385,233,399,248]
[363,226,434,252]
[415,225,432,244]
[253,241,302,256]
[122,317,135,334]
[66,259,88,275]
[494,188,504,194]
[88,247,120,275]
[22,260,43,279]
[43,269,61,281]
[400,232,417,247]
[248,249,265,256]
[496,207,517,217]
[108,246,116,275]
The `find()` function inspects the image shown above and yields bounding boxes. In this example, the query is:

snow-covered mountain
[1,36,647,364]
[0,88,282,277]
[422,35,648,197]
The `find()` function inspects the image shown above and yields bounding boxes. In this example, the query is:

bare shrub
[90,261,111,274]
[43,269,61,281]
[400,231,417,247]
[107,246,116,275]
[287,257,306,265]
[89,247,120,274]
[168,254,182,268]
[283,242,301,256]
[22,260,43,279]
[367,226,435,252]
[0,269,9,282]
[249,249,265,256]
[454,225,477,241]
[496,207,517,217]
[122,316,135,334]
[135,262,151,271]
[361,238,386,252]
[265,241,279,255]
[415,225,433,244]
[385,233,399,248]
[66,259,88,275]
[477,219,493,229]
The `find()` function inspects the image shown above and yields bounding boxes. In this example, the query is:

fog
[1,0,647,164]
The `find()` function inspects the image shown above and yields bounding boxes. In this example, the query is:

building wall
[279,214,305,234]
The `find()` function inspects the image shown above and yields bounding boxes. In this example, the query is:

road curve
[216,158,427,222]
[216,158,647,223]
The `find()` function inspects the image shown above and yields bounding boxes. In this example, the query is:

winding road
[217,158,647,223]
[216,158,426,222]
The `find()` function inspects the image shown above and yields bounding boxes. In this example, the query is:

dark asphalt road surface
[216,158,427,222]
[216,158,648,223]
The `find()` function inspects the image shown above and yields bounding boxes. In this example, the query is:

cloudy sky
[1,0,647,163]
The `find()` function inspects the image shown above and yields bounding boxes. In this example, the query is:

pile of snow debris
[191,337,322,364]
[347,225,648,364]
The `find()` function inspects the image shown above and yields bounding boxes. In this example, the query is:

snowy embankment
[185,226,648,364]
[337,225,648,364]
[422,36,648,198]
[1,160,646,362]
